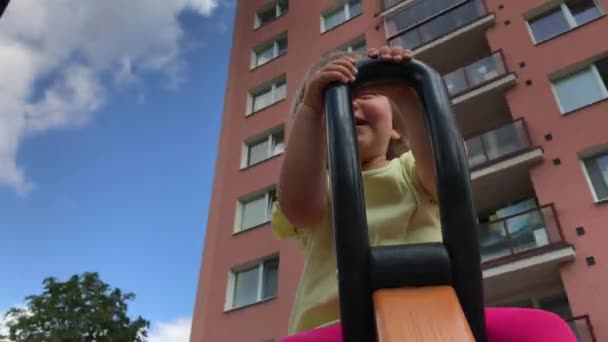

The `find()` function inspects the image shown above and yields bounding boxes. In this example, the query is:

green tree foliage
[1,272,149,342]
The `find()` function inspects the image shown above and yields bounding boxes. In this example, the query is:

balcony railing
[383,0,461,13]
[383,0,407,11]
[465,119,533,170]
[443,51,508,97]
[566,315,597,342]
[478,204,566,264]
[387,0,488,50]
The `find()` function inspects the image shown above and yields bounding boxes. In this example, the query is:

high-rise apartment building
[191,0,608,341]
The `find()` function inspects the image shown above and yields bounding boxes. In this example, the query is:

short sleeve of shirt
[270,202,313,249]
[399,151,434,203]
[270,202,297,238]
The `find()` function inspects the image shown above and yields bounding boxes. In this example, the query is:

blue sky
[0,0,233,339]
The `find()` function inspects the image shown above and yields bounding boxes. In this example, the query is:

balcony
[482,204,575,302]
[444,51,514,98]
[466,120,543,213]
[445,51,517,134]
[479,204,566,264]
[386,0,495,71]
[382,0,408,12]
[466,119,536,170]
[566,315,597,342]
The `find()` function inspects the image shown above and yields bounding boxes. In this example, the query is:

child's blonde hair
[291,50,410,160]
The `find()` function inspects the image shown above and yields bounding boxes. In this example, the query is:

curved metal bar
[324,58,487,342]
[324,80,375,342]
[0,0,11,18]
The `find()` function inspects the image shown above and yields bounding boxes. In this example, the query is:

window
[255,0,288,29]
[344,38,367,53]
[528,0,602,43]
[323,36,367,57]
[242,130,285,167]
[248,77,287,114]
[552,57,608,113]
[237,189,277,231]
[583,151,608,201]
[321,0,362,32]
[252,35,287,68]
[229,258,279,309]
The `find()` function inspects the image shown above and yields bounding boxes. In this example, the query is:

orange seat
[373,286,475,342]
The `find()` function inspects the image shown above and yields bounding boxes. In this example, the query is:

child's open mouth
[355,117,368,126]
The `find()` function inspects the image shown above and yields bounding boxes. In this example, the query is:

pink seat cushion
[281,308,577,342]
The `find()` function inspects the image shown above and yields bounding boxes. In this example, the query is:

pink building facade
[191,0,608,341]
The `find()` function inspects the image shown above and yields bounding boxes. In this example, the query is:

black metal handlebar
[0,0,10,18]
[324,58,486,342]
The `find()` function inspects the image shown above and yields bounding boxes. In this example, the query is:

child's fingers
[337,59,359,75]
[323,64,356,81]
[318,70,352,84]
[326,59,358,78]
[379,46,392,60]
[334,57,358,71]
[393,49,404,63]
[398,47,413,60]
[368,47,379,58]
[382,47,407,63]
[371,46,414,63]
[388,47,400,61]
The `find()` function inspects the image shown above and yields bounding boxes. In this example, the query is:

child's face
[351,84,402,160]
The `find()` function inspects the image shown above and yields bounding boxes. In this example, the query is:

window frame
[580,149,608,203]
[254,0,288,29]
[343,36,367,52]
[322,35,367,57]
[247,76,287,115]
[550,61,608,114]
[234,187,277,233]
[241,128,285,168]
[251,34,288,69]
[321,0,362,33]
[225,256,279,311]
[526,0,603,44]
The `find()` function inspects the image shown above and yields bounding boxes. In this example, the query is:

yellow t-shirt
[271,151,443,335]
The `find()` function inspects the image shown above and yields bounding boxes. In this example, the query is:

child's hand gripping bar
[324,58,487,342]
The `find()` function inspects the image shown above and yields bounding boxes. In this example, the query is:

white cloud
[0,310,7,338]
[148,317,192,342]
[185,0,220,15]
[0,0,221,195]
[0,305,28,339]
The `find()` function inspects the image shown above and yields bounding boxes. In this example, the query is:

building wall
[192,0,608,341]
[190,1,387,340]
[484,0,608,339]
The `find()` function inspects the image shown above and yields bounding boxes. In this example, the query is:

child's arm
[278,105,328,227]
[400,92,438,201]
[278,57,358,227]
[369,47,438,200]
